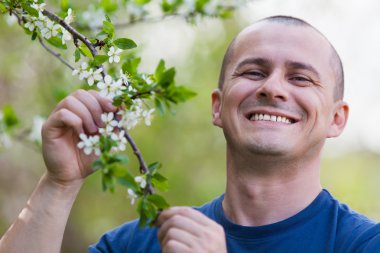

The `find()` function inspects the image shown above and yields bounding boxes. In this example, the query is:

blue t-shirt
[89,189,380,252]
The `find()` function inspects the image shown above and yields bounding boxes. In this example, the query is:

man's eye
[243,71,265,78]
[289,75,313,86]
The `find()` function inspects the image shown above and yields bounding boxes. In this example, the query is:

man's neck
[222,151,322,227]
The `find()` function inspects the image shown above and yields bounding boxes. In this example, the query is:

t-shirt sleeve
[88,220,139,253]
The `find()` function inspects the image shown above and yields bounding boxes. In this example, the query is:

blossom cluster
[23,1,74,45]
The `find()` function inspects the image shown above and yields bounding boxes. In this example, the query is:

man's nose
[255,72,289,102]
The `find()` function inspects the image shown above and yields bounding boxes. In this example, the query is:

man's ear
[327,101,349,138]
[211,89,223,128]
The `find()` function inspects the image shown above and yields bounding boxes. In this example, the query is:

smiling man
[1,16,380,253]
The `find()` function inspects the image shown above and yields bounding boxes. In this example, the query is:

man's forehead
[229,22,333,65]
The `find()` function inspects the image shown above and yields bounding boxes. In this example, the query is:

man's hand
[156,207,227,253]
[42,89,116,186]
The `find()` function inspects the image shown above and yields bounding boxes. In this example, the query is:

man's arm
[0,90,116,253]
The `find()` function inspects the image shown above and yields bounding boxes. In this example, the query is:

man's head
[218,16,345,101]
[211,16,349,161]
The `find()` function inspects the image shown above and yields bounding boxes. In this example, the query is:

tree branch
[42,9,97,57]
[123,128,154,195]
[38,36,75,70]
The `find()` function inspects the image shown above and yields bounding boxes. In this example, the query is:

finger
[157,207,212,227]
[159,227,196,250]
[54,95,98,134]
[161,239,191,253]
[71,90,104,127]
[43,108,84,138]
[88,89,117,112]
[157,214,203,242]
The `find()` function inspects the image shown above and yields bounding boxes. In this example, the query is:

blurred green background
[1,0,380,252]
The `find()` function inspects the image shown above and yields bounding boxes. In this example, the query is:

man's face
[212,22,348,160]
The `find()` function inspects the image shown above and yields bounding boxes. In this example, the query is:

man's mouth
[248,113,296,124]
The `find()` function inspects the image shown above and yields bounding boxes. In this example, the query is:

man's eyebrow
[234,57,272,71]
[286,61,321,79]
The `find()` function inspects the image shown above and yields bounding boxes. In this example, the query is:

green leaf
[113,38,137,50]
[152,173,169,192]
[31,32,37,41]
[46,37,68,50]
[102,20,115,38]
[0,3,7,13]
[74,48,81,62]
[79,46,93,58]
[92,159,104,171]
[102,172,115,192]
[93,55,109,65]
[109,164,128,177]
[21,3,39,17]
[155,59,165,81]
[154,97,166,115]
[118,172,139,192]
[95,31,108,41]
[158,68,175,88]
[100,0,118,13]
[168,86,197,103]
[2,105,18,128]
[60,0,69,11]
[122,57,141,75]
[148,162,161,174]
[109,153,129,164]
[147,194,170,209]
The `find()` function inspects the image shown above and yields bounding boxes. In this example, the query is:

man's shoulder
[88,219,160,253]
[329,192,380,252]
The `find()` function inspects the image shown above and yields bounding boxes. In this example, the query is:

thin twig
[123,128,154,195]
[38,36,75,70]
[42,9,106,77]
[42,10,96,57]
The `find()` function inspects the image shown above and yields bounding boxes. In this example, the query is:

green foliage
[113,38,137,50]
[2,105,19,129]
[0,0,243,229]
[46,37,68,49]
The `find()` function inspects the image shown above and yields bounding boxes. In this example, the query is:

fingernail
[107,102,116,111]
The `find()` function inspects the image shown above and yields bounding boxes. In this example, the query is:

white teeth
[249,113,293,124]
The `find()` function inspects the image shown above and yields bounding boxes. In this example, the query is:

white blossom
[29,115,45,144]
[35,12,48,30]
[107,46,122,63]
[41,20,61,39]
[126,2,144,18]
[134,176,147,189]
[142,108,155,126]
[119,70,129,85]
[117,99,147,130]
[184,0,196,12]
[77,133,101,156]
[31,0,46,13]
[111,130,127,151]
[141,74,154,86]
[97,75,126,99]
[82,5,104,31]
[127,188,137,205]
[86,68,103,86]
[99,112,118,135]
[64,8,74,24]
[204,0,219,15]
[72,62,89,80]
[24,17,38,31]
[61,28,72,45]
